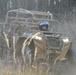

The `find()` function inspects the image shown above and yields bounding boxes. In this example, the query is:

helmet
[39,20,49,31]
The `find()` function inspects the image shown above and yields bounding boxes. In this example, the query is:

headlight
[35,36,42,40]
[63,38,69,43]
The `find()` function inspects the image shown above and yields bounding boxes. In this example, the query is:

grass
[0,60,50,75]
[0,60,37,75]
[0,61,24,75]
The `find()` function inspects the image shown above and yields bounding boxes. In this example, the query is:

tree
[0,0,8,19]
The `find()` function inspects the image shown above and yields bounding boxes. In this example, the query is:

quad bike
[3,8,73,75]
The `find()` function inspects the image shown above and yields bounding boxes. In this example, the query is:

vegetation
[0,0,76,20]
[0,1,76,75]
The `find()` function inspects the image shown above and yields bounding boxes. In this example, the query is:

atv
[3,8,72,75]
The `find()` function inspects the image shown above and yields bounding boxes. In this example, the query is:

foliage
[0,0,76,20]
